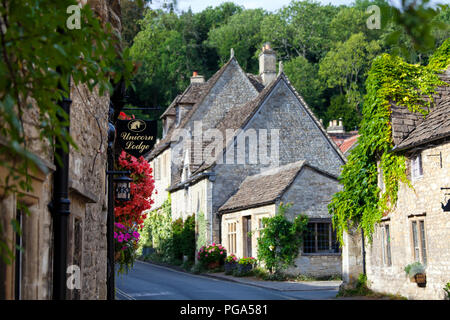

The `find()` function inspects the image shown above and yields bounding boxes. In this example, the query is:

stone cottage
[148,44,346,276]
[342,68,450,299]
[219,161,341,277]
[0,0,123,300]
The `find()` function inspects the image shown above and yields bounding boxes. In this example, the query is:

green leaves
[257,203,308,274]
[329,46,449,245]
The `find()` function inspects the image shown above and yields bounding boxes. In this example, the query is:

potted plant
[404,262,426,286]
[236,257,257,275]
[224,254,238,274]
[197,243,227,270]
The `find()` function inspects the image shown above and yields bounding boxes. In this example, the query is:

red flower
[114,151,155,230]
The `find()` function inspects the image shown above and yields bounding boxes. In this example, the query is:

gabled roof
[191,73,347,174]
[218,161,338,214]
[148,57,262,162]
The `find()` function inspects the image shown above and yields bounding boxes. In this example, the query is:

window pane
[412,221,419,262]
[303,223,316,253]
[385,225,392,266]
[420,221,427,265]
[317,223,330,251]
[331,226,339,253]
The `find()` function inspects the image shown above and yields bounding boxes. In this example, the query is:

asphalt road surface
[115,260,339,300]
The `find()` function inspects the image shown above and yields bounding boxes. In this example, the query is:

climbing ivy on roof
[328,41,449,245]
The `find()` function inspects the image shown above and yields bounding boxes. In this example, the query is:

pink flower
[220,251,223,254]
[118,234,124,243]
[205,254,208,257]
[122,246,127,251]
[133,231,140,239]
[212,243,216,246]
[114,232,118,239]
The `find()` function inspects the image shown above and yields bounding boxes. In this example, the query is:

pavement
[116,260,342,300]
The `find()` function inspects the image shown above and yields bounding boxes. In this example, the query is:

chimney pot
[190,72,205,84]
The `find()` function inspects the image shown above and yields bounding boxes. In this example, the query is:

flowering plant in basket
[197,243,227,268]
[114,222,141,274]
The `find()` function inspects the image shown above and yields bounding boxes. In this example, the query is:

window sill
[302,252,341,257]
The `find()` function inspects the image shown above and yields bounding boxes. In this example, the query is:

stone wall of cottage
[365,141,450,300]
[280,167,341,220]
[211,80,345,231]
[220,204,276,258]
[150,148,172,210]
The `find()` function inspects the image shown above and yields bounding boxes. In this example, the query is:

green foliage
[428,38,450,70]
[329,47,448,244]
[444,282,450,299]
[257,203,308,274]
[196,211,207,250]
[319,33,381,110]
[325,95,362,131]
[207,9,266,73]
[284,55,324,115]
[139,196,196,264]
[404,261,425,277]
[0,0,134,264]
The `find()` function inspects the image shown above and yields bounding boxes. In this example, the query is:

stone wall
[365,141,450,300]
[150,148,172,210]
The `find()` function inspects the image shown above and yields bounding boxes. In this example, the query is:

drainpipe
[361,229,366,275]
[106,113,115,300]
[51,77,72,300]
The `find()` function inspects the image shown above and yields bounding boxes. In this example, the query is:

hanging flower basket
[414,273,427,287]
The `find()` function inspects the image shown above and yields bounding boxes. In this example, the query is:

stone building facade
[219,161,342,277]
[148,45,346,275]
[342,69,450,299]
[0,0,122,300]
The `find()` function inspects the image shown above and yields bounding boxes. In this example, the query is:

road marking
[116,287,135,300]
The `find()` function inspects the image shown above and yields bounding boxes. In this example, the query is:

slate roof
[190,73,347,175]
[395,91,450,150]
[393,70,450,151]
[218,161,307,213]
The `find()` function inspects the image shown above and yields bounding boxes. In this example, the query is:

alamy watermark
[366,5,381,30]
[170,121,280,168]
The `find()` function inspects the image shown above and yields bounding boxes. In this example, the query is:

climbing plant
[257,203,309,274]
[329,39,450,245]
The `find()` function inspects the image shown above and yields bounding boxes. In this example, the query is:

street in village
[116,261,341,300]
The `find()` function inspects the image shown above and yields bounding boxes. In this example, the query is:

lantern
[114,175,132,201]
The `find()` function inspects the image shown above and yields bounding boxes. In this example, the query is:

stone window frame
[380,221,392,267]
[302,219,340,256]
[409,214,427,266]
[227,221,237,255]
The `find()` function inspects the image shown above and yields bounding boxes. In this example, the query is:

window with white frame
[411,153,423,180]
[227,222,237,255]
[411,218,427,265]
[381,223,392,266]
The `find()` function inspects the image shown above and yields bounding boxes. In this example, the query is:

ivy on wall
[196,211,207,251]
[329,39,450,244]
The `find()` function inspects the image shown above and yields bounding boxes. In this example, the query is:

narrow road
[115,261,339,300]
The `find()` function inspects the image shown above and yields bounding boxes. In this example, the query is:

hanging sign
[116,119,157,158]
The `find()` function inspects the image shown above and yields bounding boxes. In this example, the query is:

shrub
[257,203,308,274]
[172,218,184,261]
[225,254,238,263]
[238,257,257,265]
[181,215,196,262]
[197,243,227,266]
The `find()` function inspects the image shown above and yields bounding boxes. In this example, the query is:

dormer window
[411,153,423,181]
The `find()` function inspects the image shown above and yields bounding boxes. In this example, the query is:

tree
[122,0,150,47]
[319,33,381,110]
[261,0,338,63]
[284,56,324,115]
[207,9,266,73]
[325,95,361,131]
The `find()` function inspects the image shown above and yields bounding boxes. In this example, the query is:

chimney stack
[259,43,277,86]
[190,71,205,84]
